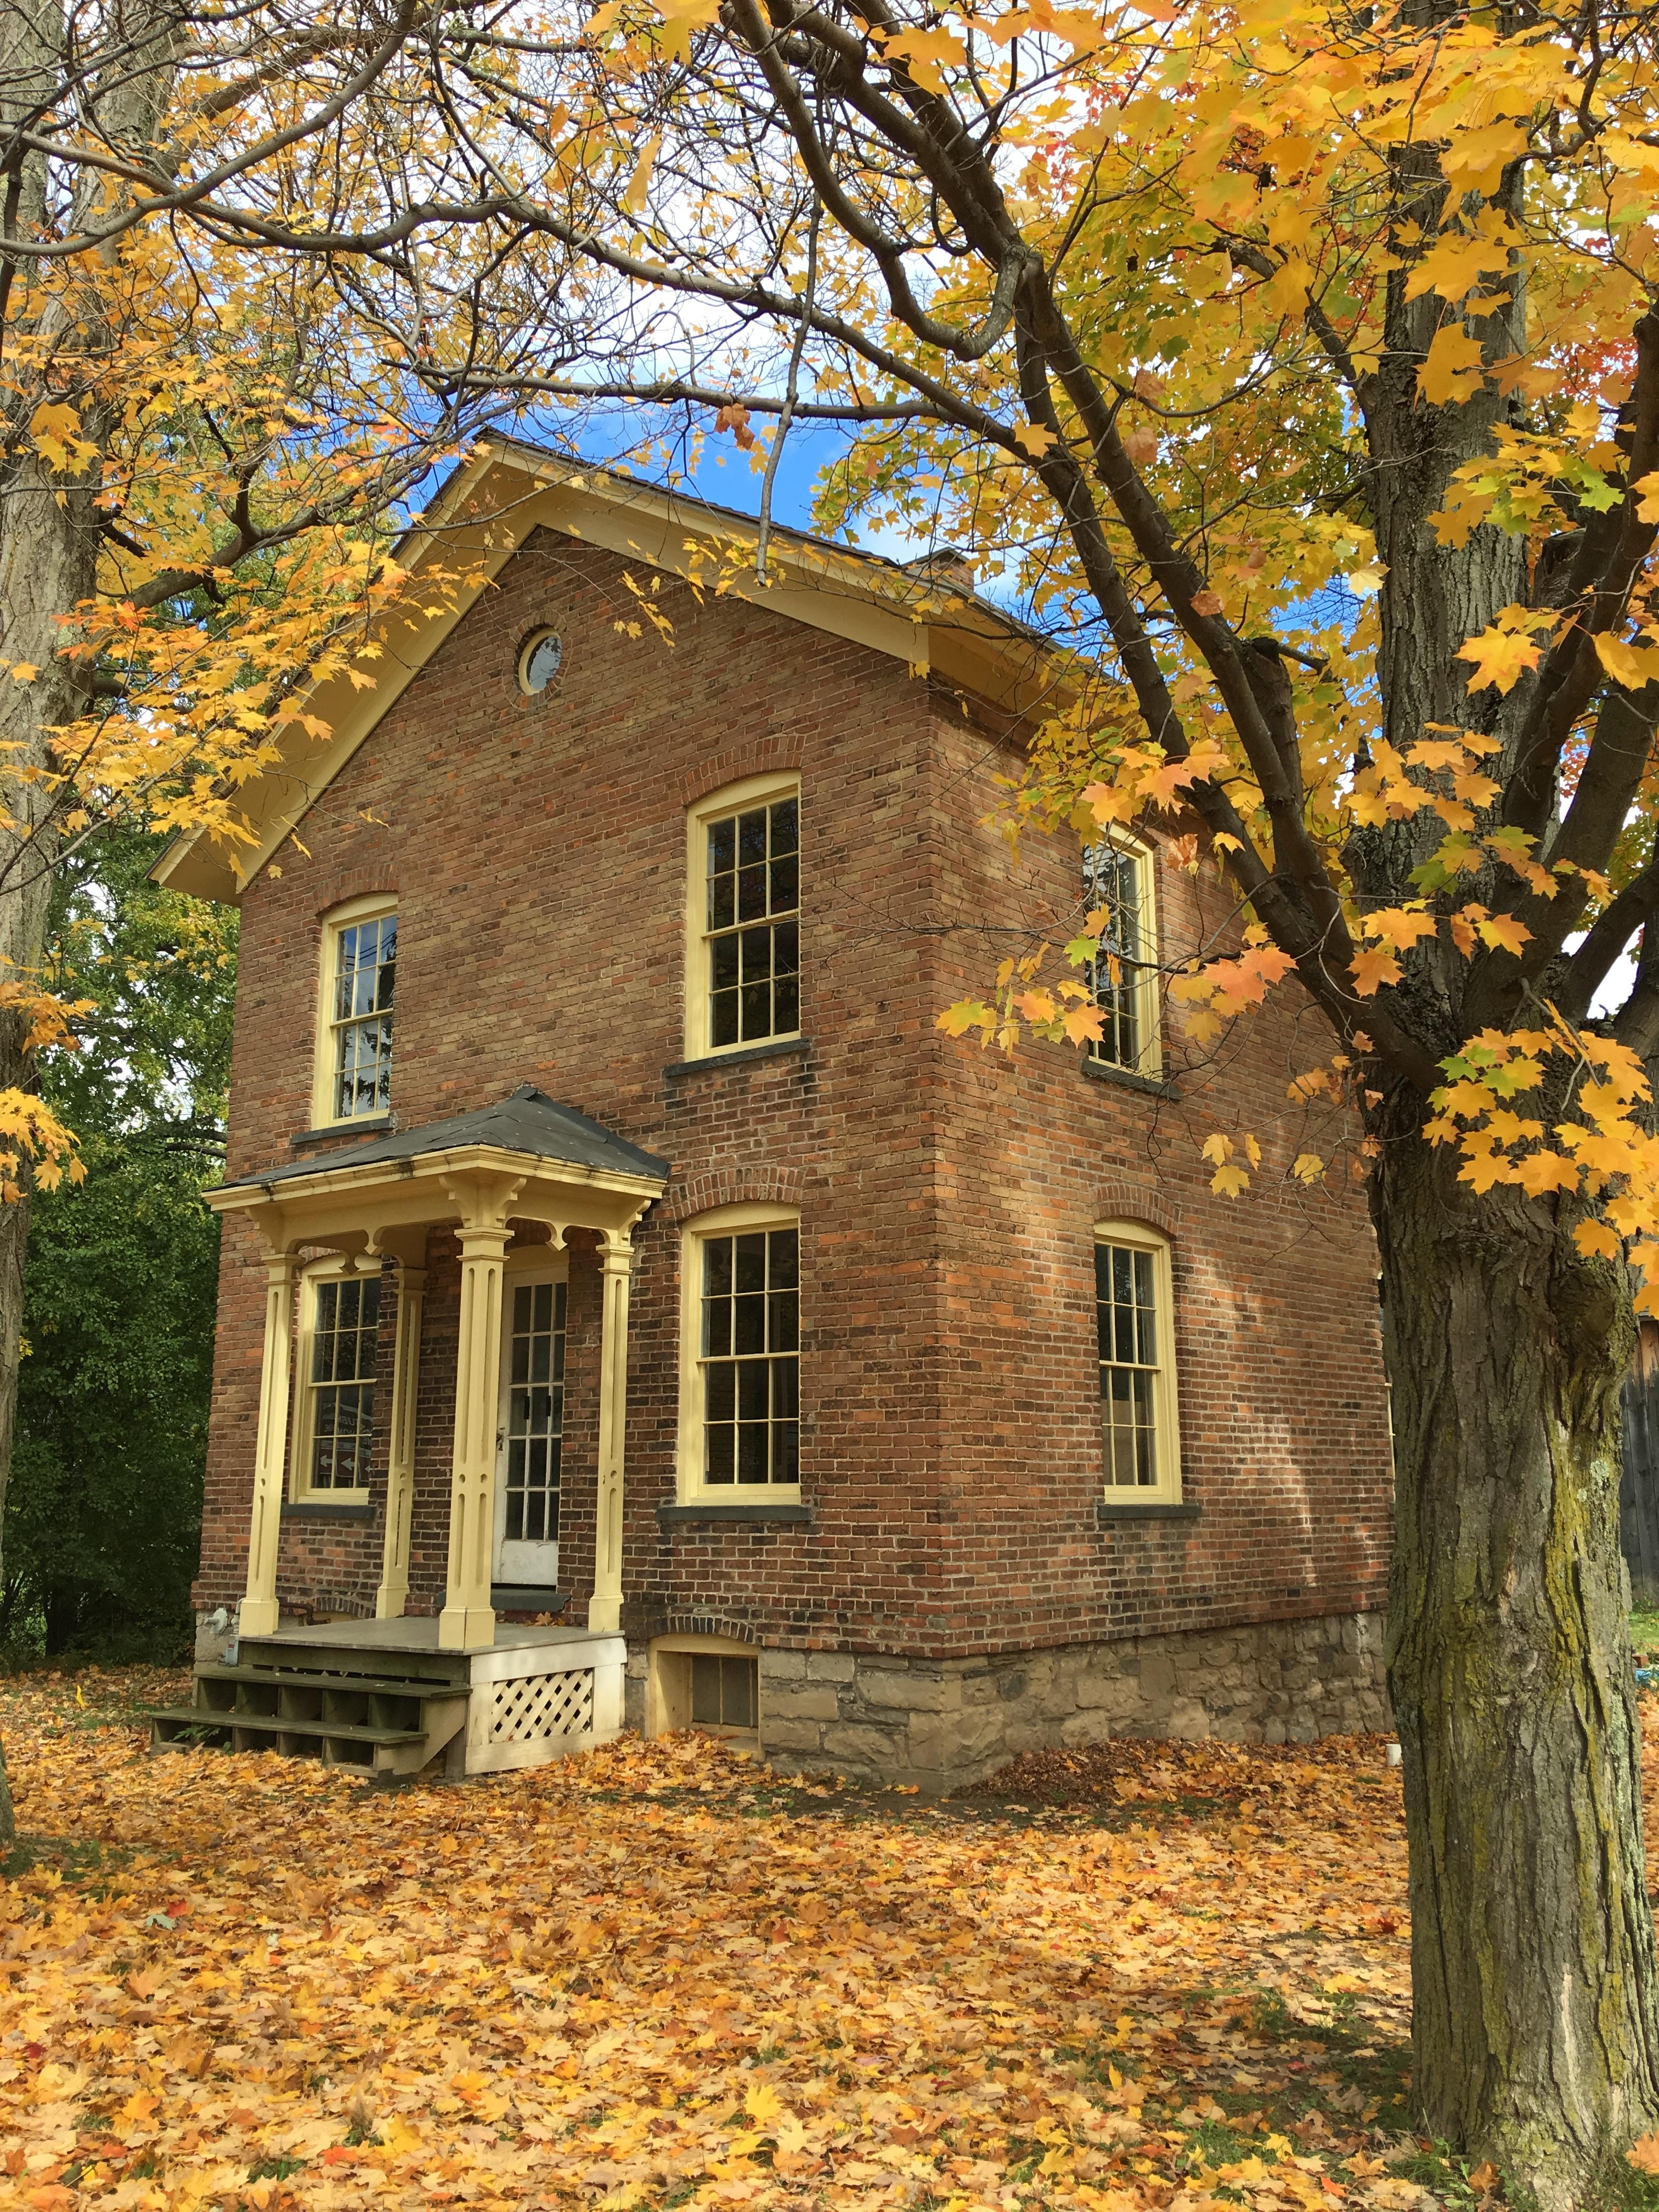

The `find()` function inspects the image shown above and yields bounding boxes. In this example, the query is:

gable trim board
[152,439,1067,907]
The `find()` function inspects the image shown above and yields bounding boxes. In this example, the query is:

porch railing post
[589,1229,634,1635]
[240,1250,298,1639]
[375,1261,425,1620]
[438,1224,511,1650]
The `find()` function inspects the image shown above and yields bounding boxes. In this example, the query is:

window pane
[1097,1238,1166,1491]
[721,1655,758,1728]
[698,1222,801,1490]
[702,794,802,1047]
[331,912,397,1119]
[691,1653,723,1724]
[1084,844,1144,1069]
[501,1276,565,1543]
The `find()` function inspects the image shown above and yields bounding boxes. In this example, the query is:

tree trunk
[1376,1124,1659,2204]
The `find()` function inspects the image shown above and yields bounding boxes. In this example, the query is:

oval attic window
[518,629,564,695]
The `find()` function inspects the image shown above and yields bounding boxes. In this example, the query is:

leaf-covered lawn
[0,1669,1463,2212]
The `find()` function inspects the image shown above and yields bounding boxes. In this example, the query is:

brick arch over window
[681,737,804,811]
[663,1165,805,1226]
[310,860,399,919]
[657,1613,761,1645]
[1096,1178,1181,1239]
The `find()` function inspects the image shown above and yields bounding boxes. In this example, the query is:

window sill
[1080,1054,1178,1101]
[659,1500,813,1526]
[1096,1499,1200,1523]
[291,1113,396,1149]
[283,1500,375,1523]
[664,1037,809,1079]
[491,1584,569,1614]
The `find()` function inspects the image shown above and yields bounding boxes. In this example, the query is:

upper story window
[1083,837,1157,1076]
[1094,1220,1180,1500]
[677,1203,801,1497]
[684,776,800,1059]
[315,896,397,1125]
[296,1264,381,1498]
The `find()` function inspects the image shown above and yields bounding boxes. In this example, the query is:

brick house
[151,439,1393,1790]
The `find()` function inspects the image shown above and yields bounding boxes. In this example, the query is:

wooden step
[195,1662,472,1701]
[150,1706,426,1748]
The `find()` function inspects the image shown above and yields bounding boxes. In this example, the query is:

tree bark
[1376,1120,1659,2204]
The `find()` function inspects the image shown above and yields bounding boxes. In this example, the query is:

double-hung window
[1082,838,1156,1075]
[686,777,800,1059]
[1094,1221,1180,1499]
[678,1205,801,1496]
[297,1266,381,1497]
[315,896,397,1125]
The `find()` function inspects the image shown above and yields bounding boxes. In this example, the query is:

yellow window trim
[682,771,802,1063]
[1093,1217,1182,1503]
[310,892,398,1131]
[290,1255,379,1504]
[676,1199,802,1503]
[1084,832,1161,1080]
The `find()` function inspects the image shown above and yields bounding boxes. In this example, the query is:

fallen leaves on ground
[0,1669,1442,2212]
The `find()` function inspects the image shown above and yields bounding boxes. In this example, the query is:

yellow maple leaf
[1474,913,1531,956]
[1594,633,1659,690]
[1419,325,1487,407]
[1574,1220,1623,1260]
[1210,1163,1250,1197]
[1458,624,1542,695]
[744,2080,783,2124]
[1350,946,1403,996]
[622,134,662,213]
[1627,2133,1659,2175]
[1515,1152,1578,1197]
[1013,421,1058,456]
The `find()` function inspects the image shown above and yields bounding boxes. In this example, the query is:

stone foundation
[631,1612,1389,1795]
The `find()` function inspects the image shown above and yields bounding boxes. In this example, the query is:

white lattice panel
[488,1668,595,1747]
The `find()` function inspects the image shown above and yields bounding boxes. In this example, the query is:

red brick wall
[195,523,1392,1655]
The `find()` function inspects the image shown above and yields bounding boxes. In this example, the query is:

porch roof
[218,1085,670,1194]
[206,1085,669,1259]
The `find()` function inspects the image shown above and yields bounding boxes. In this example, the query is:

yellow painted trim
[676,1199,802,1505]
[1093,1218,1182,1504]
[683,771,803,1063]
[152,443,1066,907]
[311,893,398,1132]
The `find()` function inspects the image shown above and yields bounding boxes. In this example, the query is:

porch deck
[253,1616,589,1658]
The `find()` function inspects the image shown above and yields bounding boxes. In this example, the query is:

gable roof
[215,1084,670,1196]
[153,437,1064,905]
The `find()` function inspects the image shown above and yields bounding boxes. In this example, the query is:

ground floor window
[678,1204,802,1498]
[300,1270,380,1496]
[691,1654,758,1729]
[1094,1220,1181,1500]
[647,1637,763,1739]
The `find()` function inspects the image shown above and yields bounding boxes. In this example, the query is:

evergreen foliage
[1,830,235,1660]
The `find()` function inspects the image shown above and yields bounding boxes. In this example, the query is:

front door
[493,1272,566,1592]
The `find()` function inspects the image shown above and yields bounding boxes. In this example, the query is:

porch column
[240,1251,298,1638]
[438,1224,511,1649]
[375,1262,425,1620]
[589,1229,634,1634]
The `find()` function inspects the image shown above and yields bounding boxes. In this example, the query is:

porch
[156,1087,668,1775]
[150,1617,627,1777]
